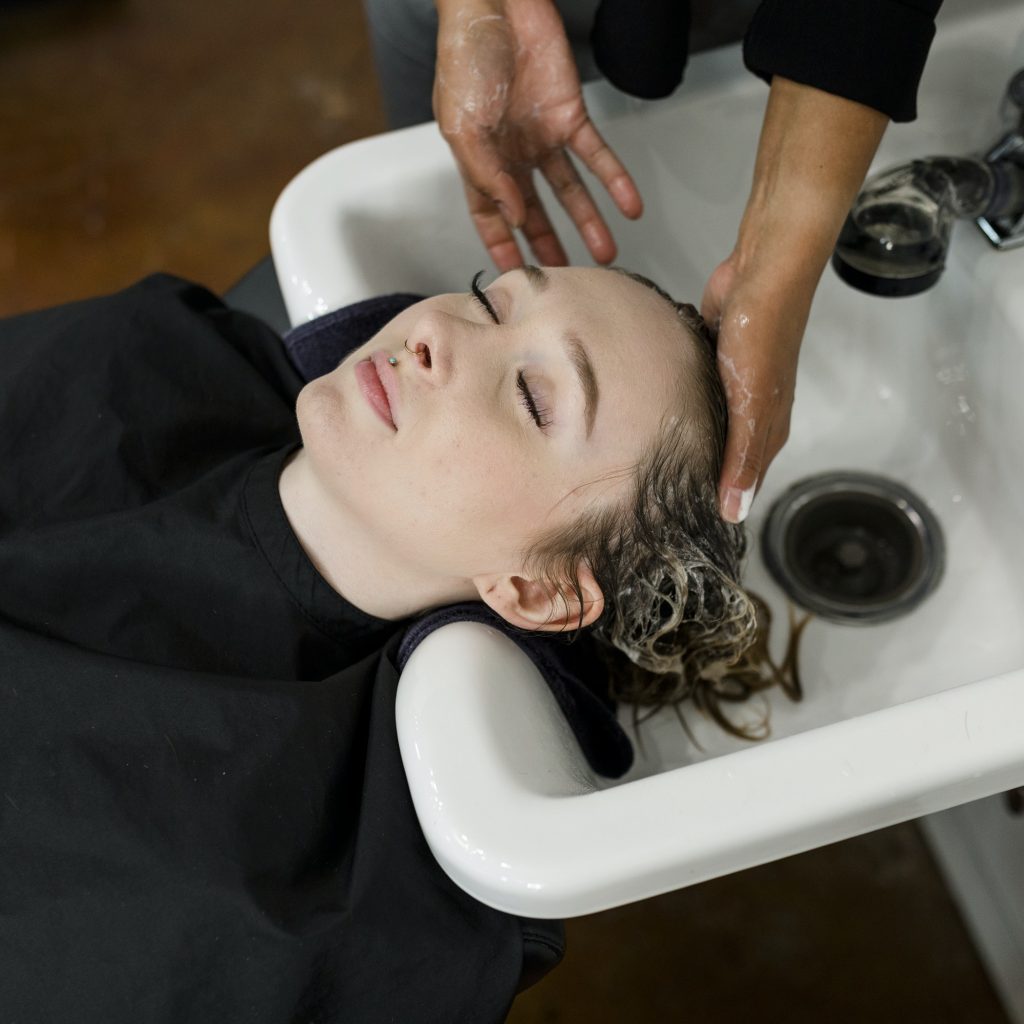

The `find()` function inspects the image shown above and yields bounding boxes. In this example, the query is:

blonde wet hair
[520,269,770,742]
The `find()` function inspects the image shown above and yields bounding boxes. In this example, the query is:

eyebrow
[519,263,549,292]
[565,332,599,440]
[515,265,600,440]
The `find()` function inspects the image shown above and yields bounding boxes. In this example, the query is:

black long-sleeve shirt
[592,0,944,121]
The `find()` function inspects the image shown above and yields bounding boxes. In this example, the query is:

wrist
[733,105,886,287]
[726,203,836,301]
[731,76,889,284]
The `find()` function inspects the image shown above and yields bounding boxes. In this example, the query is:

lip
[355,351,399,430]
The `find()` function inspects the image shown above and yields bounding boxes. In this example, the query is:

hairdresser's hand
[701,254,809,524]
[705,76,889,523]
[433,0,642,271]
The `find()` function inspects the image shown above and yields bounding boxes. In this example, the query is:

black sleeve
[743,0,944,122]
[591,0,691,100]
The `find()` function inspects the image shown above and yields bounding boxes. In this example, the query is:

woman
[364,0,940,526]
[283,263,753,696]
[0,265,753,1022]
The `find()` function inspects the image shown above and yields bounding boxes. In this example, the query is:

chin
[293,377,349,462]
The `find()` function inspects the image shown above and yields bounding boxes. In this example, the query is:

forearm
[733,76,889,293]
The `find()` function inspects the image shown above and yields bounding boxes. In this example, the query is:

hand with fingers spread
[432,0,643,271]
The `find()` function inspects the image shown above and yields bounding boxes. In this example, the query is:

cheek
[299,372,557,553]
[407,424,551,535]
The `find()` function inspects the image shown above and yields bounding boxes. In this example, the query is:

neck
[277,448,477,621]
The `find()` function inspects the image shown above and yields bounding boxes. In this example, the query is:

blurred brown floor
[0,1,1011,1022]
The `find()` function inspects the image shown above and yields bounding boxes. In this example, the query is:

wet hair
[519,268,766,742]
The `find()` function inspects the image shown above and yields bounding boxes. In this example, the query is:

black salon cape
[0,275,529,1022]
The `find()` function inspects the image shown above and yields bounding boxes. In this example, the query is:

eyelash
[469,271,551,430]
[470,270,498,323]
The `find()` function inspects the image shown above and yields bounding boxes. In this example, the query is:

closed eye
[517,372,551,429]
[468,271,550,431]
[470,270,499,324]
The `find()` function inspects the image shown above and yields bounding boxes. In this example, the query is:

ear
[472,562,605,632]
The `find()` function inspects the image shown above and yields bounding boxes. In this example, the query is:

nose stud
[390,339,418,366]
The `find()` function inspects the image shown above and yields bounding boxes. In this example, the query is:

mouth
[355,353,398,430]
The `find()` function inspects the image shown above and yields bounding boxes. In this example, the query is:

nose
[403,308,472,387]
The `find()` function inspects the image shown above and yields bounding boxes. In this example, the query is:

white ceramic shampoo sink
[271,0,1024,919]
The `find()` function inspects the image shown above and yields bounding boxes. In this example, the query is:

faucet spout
[832,70,1024,297]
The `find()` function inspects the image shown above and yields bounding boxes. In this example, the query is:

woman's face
[295,266,695,586]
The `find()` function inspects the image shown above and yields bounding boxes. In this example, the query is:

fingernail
[722,485,755,524]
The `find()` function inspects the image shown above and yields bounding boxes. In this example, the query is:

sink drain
[760,471,945,624]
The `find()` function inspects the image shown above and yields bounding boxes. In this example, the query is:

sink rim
[272,0,1024,917]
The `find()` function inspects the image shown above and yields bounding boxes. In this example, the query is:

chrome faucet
[832,69,1024,297]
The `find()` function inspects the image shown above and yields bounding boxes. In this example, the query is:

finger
[718,402,791,521]
[699,285,722,333]
[515,173,570,267]
[462,178,525,272]
[539,150,616,265]
[718,414,767,524]
[445,127,527,228]
[567,119,643,220]
[716,348,769,524]
[757,419,789,486]
[699,262,734,333]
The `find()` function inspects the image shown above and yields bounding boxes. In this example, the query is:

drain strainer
[761,471,945,624]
